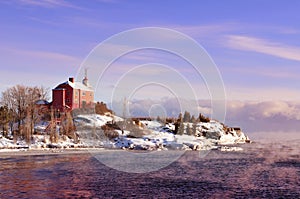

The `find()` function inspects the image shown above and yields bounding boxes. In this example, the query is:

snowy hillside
[74,114,250,151]
[0,113,250,152]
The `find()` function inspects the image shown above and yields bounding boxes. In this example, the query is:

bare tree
[24,110,32,145]
[61,111,76,141]
[49,109,58,143]
[1,85,26,134]
[27,87,42,137]
[0,106,12,137]
[1,85,49,139]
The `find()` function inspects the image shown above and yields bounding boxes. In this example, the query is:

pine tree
[178,121,184,135]
[178,113,183,122]
[186,123,192,135]
[156,116,161,122]
[183,111,191,122]
[192,122,197,136]
[191,115,196,123]
[174,113,183,134]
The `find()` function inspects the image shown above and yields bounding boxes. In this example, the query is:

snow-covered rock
[74,114,113,127]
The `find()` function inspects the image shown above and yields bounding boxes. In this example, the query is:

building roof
[55,80,94,92]
[35,99,50,105]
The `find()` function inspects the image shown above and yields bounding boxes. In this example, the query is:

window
[66,99,70,103]
[82,91,86,96]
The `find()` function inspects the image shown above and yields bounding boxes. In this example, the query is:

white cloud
[17,0,80,9]
[259,101,299,119]
[5,47,81,64]
[225,100,300,132]
[225,35,300,62]
[170,23,236,38]
[197,106,211,115]
[227,101,300,120]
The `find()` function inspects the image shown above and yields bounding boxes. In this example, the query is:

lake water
[0,134,299,198]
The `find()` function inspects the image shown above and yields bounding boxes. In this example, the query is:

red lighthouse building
[52,75,94,112]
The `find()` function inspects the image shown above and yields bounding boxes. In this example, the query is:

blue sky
[1,0,300,102]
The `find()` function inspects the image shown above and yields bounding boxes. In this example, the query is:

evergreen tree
[156,116,162,123]
[178,113,183,122]
[174,113,182,134]
[186,123,192,135]
[191,115,196,123]
[192,122,197,136]
[183,111,191,122]
[178,121,184,135]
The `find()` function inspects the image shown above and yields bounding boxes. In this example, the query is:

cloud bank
[226,100,300,132]
[109,98,300,133]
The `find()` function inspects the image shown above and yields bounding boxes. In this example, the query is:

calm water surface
[0,136,299,198]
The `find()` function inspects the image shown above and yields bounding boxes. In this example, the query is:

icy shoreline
[0,145,247,156]
[0,114,250,154]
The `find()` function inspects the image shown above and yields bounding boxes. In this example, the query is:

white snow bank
[74,114,115,127]
[0,137,16,148]
[140,120,162,129]
[220,146,243,152]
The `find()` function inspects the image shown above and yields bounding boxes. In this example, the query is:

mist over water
[1,133,299,198]
[248,131,300,143]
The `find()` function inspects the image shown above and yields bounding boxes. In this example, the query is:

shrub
[198,113,210,123]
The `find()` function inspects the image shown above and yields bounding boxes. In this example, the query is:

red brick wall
[52,89,66,111]
[79,90,94,108]
[52,84,73,111]
[52,83,94,111]
[73,89,80,109]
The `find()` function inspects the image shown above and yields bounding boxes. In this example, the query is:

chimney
[69,77,74,83]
